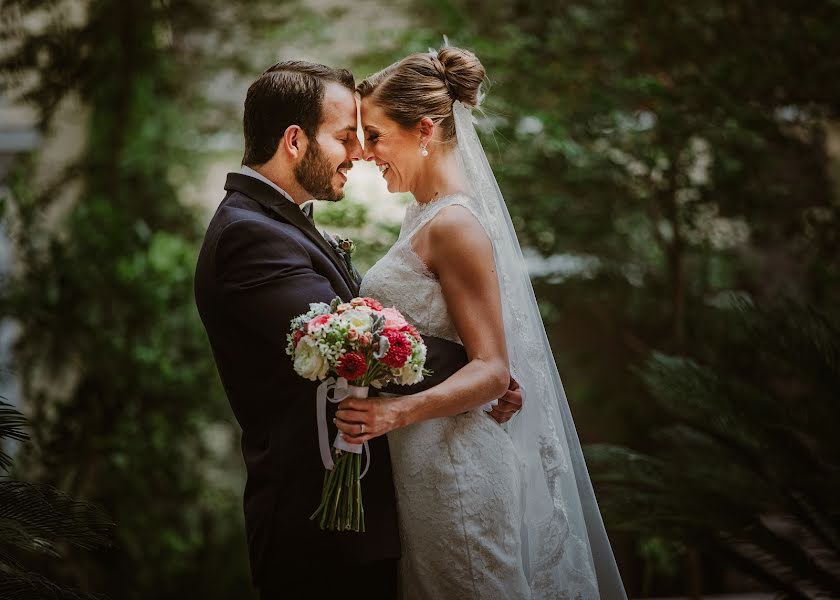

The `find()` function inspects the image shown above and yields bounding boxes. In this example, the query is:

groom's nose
[346,135,363,162]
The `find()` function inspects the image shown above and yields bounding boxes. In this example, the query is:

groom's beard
[295,139,344,202]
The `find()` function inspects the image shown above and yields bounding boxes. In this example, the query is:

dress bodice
[360,194,480,343]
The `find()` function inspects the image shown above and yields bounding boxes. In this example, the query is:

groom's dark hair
[242,61,355,167]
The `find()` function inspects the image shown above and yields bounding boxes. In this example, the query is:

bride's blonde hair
[357,47,485,143]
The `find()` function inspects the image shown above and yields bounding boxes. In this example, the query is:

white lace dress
[360,194,532,600]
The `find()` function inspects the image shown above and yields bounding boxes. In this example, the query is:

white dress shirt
[239,165,313,214]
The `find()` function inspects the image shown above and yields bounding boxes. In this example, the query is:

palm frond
[0,563,107,600]
[714,539,813,600]
[0,481,112,553]
[0,399,29,473]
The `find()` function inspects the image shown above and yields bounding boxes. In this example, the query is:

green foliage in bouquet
[0,398,113,600]
[585,300,840,597]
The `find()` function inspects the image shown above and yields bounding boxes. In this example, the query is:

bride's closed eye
[366,133,380,143]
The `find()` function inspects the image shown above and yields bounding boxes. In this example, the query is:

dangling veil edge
[452,100,628,599]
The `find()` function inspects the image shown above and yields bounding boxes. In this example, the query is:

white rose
[397,363,423,385]
[337,309,373,334]
[293,337,329,381]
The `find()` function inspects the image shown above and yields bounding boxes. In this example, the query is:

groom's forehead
[320,83,359,127]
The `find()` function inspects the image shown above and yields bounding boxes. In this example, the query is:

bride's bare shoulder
[426,202,492,271]
[428,202,486,242]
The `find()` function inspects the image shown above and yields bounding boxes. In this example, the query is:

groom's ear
[281,125,307,160]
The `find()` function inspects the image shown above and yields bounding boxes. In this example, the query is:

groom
[194,61,521,600]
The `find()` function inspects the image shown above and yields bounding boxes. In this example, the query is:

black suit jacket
[194,173,468,586]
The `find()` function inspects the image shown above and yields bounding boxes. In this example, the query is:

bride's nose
[363,145,376,162]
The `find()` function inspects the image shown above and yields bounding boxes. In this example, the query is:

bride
[334,46,627,599]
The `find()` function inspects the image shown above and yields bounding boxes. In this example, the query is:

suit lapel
[224,173,360,295]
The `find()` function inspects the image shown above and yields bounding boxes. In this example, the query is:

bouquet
[286,297,428,532]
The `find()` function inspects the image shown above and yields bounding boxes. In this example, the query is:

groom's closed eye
[338,125,359,144]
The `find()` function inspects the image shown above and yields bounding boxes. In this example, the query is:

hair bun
[437,47,485,107]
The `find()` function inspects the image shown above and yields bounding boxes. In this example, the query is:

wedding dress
[361,194,534,599]
[359,101,627,600]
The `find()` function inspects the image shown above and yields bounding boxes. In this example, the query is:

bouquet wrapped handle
[316,377,370,478]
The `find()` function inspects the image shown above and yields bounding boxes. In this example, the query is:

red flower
[382,330,412,368]
[292,329,305,348]
[337,352,367,381]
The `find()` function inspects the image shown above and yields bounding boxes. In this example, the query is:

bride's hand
[488,376,522,424]
[334,396,405,445]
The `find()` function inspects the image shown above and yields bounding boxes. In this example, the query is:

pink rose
[307,314,333,333]
[381,307,409,330]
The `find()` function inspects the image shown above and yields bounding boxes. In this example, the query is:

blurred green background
[0,0,838,598]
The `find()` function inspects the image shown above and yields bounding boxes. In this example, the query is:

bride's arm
[336,205,509,443]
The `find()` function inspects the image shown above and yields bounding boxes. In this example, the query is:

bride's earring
[420,144,429,157]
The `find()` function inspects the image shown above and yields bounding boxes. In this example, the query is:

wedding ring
[359,423,364,435]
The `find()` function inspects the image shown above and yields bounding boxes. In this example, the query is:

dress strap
[399,194,482,242]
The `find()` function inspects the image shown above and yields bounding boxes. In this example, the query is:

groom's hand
[488,376,522,424]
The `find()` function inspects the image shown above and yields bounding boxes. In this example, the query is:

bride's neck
[411,150,468,204]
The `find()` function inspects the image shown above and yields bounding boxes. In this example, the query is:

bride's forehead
[359,100,388,126]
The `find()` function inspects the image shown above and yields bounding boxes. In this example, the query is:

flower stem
[354,453,362,532]
[310,467,331,520]
[344,451,355,529]
[328,454,346,530]
[311,449,343,527]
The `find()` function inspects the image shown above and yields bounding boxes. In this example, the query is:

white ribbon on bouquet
[315,376,371,479]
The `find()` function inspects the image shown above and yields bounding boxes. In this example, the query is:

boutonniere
[324,232,358,276]
[337,235,356,257]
